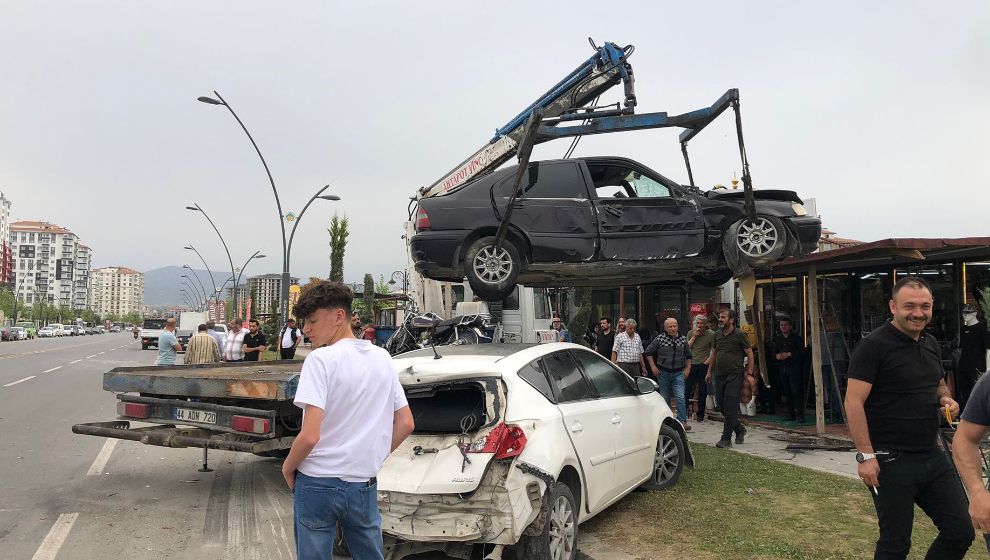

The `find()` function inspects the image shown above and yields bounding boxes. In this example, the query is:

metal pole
[233,252,265,320]
[201,91,287,326]
[284,186,338,323]
[183,267,210,311]
[182,278,205,310]
[187,204,237,318]
[185,245,219,306]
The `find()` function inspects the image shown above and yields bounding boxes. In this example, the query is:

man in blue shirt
[157,317,182,366]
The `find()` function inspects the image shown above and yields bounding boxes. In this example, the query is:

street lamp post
[185,203,237,315]
[231,251,266,318]
[198,90,339,325]
[182,266,210,309]
[388,270,410,308]
[181,276,205,311]
[184,245,220,309]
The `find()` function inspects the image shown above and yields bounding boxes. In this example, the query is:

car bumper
[788,216,822,254]
[410,231,470,280]
[380,461,540,545]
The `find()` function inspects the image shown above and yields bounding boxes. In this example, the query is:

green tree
[328,213,349,282]
[376,274,391,294]
[0,287,15,321]
[979,287,990,322]
[361,273,375,324]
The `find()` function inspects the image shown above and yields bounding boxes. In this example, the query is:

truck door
[585,161,706,260]
[492,161,597,262]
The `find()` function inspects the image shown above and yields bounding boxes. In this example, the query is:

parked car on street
[68,325,82,336]
[176,330,193,352]
[1,326,12,341]
[14,322,37,338]
[10,327,28,340]
[411,157,821,300]
[37,326,56,338]
[110,325,121,333]
[95,326,105,334]
[368,343,692,560]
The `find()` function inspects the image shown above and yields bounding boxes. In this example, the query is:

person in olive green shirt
[706,309,754,448]
[686,315,716,421]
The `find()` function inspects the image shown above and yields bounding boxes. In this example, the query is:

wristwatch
[855,452,877,463]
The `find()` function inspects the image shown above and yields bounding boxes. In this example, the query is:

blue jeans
[657,369,687,423]
[294,472,384,560]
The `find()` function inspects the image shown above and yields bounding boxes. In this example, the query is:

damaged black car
[411,156,821,301]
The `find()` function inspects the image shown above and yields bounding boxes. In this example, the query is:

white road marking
[43,366,62,373]
[86,354,97,359]
[86,439,118,476]
[31,512,79,560]
[3,376,36,387]
[97,351,105,355]
[71,359,82,364]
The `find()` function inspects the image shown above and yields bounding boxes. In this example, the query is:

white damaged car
[361,343,693,560]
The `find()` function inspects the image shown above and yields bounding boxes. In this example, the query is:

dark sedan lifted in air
[411,156,821,301]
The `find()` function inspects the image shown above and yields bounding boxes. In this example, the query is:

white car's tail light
[466,423,527,459]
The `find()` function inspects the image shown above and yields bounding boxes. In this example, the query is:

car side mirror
[636,376,658,395]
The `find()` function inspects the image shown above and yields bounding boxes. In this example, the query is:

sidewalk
[685,416,859,479]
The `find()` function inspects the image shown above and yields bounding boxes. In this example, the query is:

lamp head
[197,96,223,106]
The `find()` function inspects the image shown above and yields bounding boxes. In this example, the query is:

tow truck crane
[410,38,787,385]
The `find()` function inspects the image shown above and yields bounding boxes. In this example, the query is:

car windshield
[588,163,673,199]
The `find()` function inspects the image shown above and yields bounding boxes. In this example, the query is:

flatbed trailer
[72,361,302,459]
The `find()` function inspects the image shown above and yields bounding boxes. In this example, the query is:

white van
[48,323,66,337]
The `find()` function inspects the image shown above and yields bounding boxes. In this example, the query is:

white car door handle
[611,414,622,425]
[570,421,584,433]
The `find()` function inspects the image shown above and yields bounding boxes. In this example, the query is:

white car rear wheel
[519,482,577,560]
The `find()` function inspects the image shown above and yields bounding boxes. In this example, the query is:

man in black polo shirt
[706,308,753,448]
[846,276,973,559]
[243,319,267,362]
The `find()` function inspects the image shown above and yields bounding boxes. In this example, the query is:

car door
[540,350,615,513]
[569,349,655,497]
[492,161,597,262]
[584,160,706,260]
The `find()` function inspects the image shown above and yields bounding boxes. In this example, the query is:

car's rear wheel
[729,215,789,267]
[464,236,521,301]
[641,424,685,491]
[519,482,578,560]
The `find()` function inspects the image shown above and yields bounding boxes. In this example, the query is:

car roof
[395,344,538,360]
[392,342,597,383]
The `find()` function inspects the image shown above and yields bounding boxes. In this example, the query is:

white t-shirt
[281,327,302,349]
[293,338,408,481]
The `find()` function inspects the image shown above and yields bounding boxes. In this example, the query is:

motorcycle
[385,312,492,356]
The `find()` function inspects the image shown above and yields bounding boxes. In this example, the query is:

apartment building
[0,191,11,286]
[89,266,144,318]
[9,221,92,309]
[248,273,299,315]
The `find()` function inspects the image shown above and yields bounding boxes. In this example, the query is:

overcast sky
[2,1,988,285]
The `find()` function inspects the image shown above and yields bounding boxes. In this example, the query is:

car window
[587,163,671,199]
[541,351,593,403]
[570,350,637,398]
[517,359,555,403]
[498,162,587,199]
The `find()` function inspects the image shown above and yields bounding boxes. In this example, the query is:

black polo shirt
[595,330,615,358]
[243,331,267,362]
[848,320,943,452]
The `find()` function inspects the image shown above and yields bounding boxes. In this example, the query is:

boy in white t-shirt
[281,281,415,560]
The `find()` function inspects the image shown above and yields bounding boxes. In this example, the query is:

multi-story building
[9,221,92,310]
[225,283,250,308]
[248,273,299,316]
[0,191,11,287]
[89,267,144,319]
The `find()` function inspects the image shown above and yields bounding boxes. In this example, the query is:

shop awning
[770,237,990,275]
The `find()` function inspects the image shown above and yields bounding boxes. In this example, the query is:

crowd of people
[157,317,305,366]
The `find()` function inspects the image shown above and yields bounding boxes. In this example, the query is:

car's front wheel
[641,424,686,491]
[519,482,578,560]
[463,236,522,301]
[727,215,789,268]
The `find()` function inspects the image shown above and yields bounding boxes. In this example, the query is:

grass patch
[581,443,982,559]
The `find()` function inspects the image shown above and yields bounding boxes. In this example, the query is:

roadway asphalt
[0,333,295,560]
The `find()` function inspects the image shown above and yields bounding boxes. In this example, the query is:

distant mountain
[142,266,231,307]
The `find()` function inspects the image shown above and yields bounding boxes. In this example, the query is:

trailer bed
[103,361,302,400]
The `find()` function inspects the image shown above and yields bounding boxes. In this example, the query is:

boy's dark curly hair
[293,281,353,320]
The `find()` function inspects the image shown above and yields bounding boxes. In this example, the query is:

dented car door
[585,161,706,260]
[493,161,597,262]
